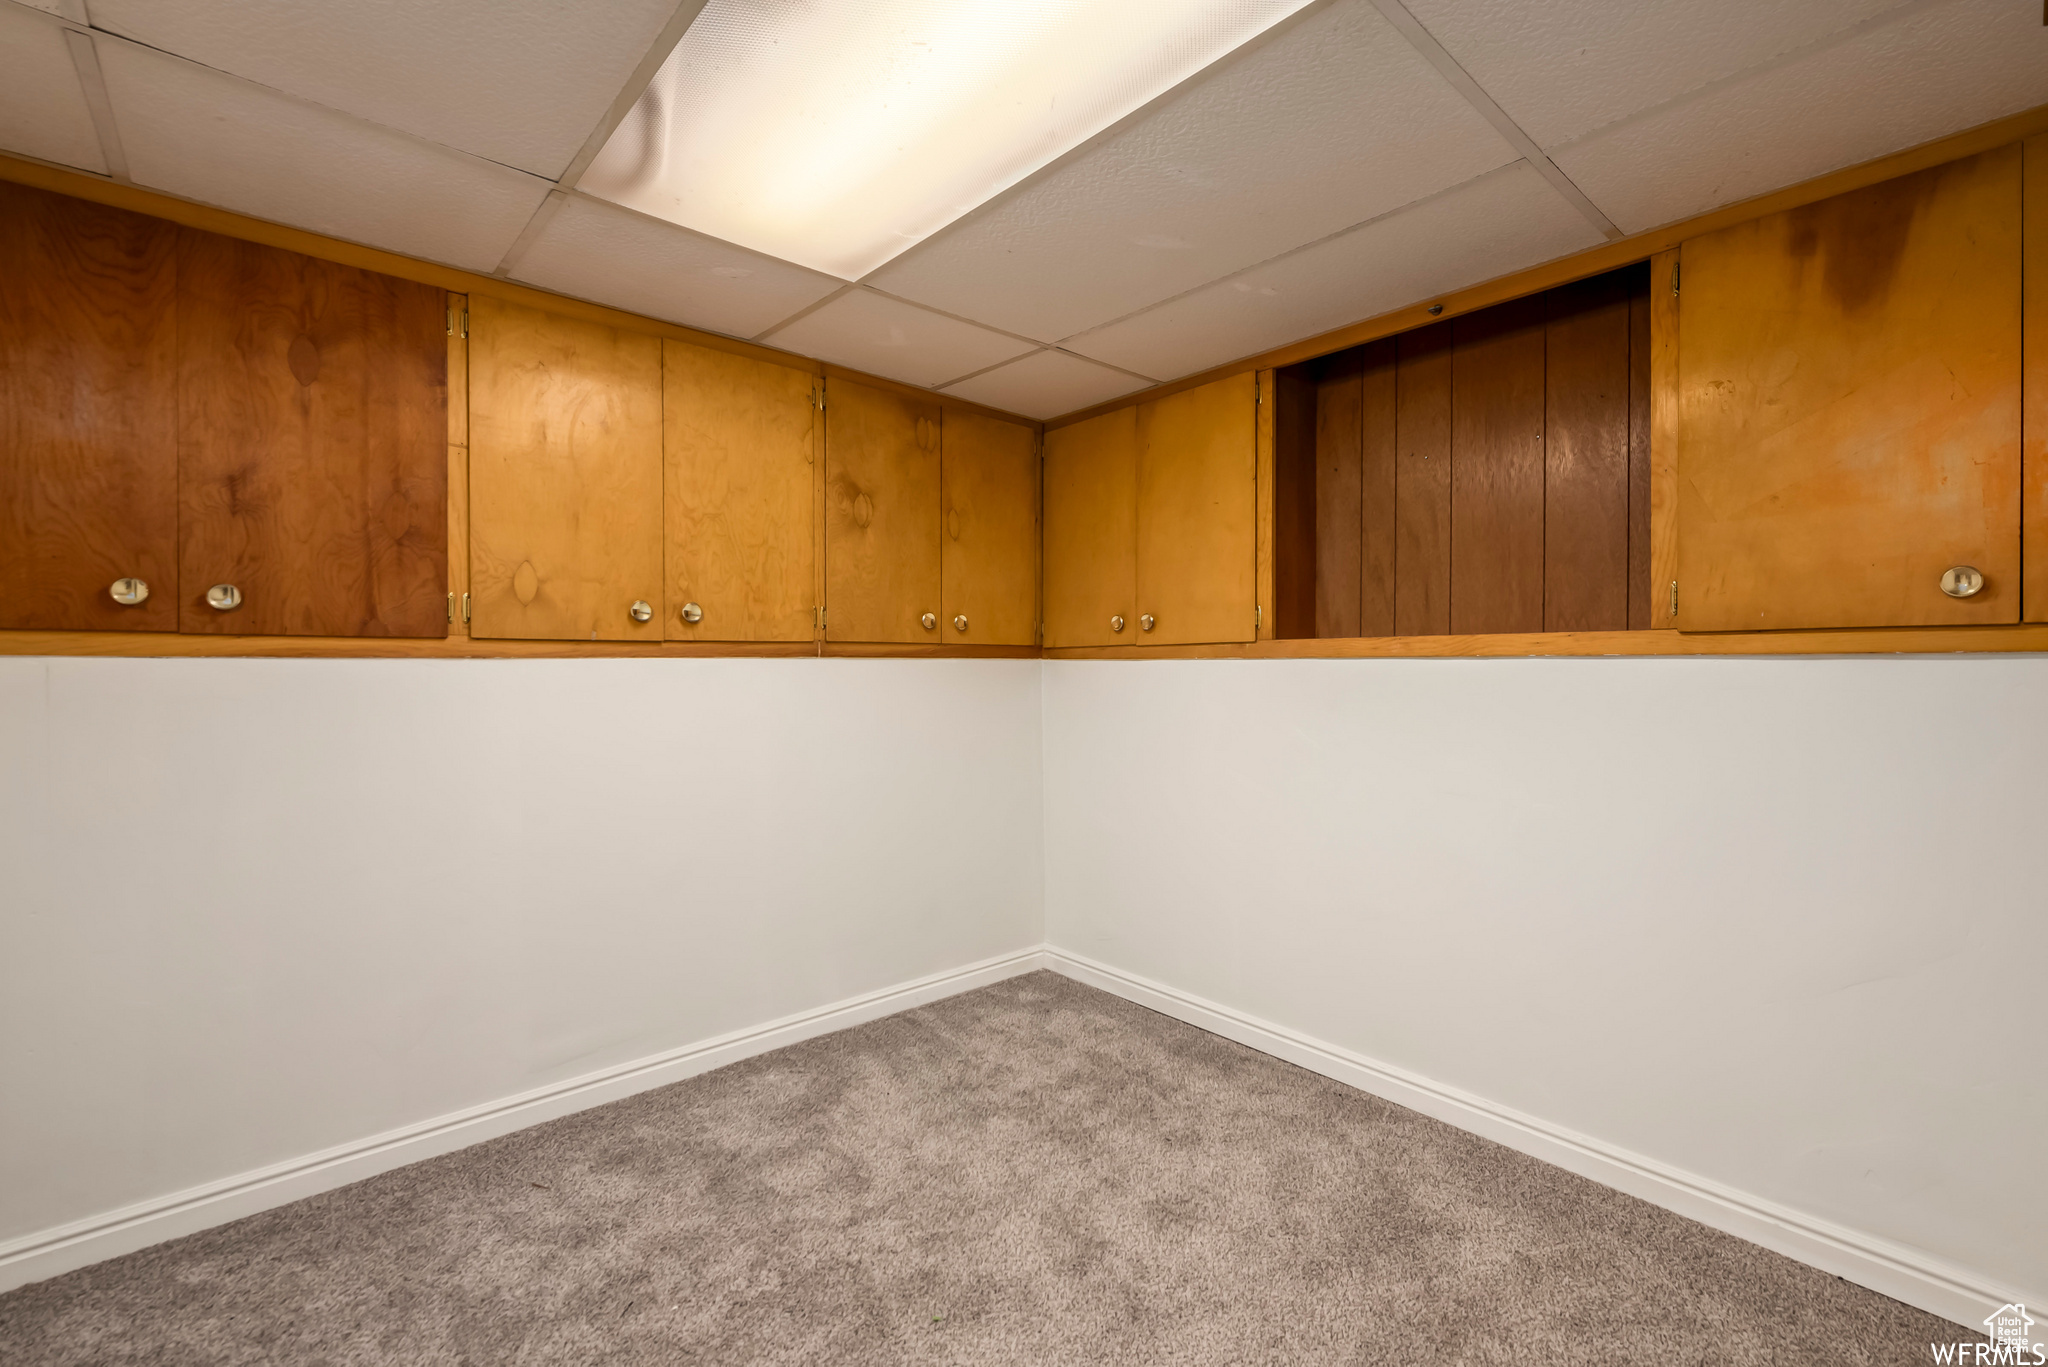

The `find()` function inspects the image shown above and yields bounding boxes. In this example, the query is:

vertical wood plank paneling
[1394,322,1453,635]
[824,377,942,642]
[1358,338,1399,638]
[1649,247,1681,627]
[1544,273,1630,631]
[178,230,447,637]
[665,338,817,641]
[1450,297,1546,634]
[941,407,1040,645]
[1627,268,1653,630]
[1136,371,1257,645]
[1313,350,1364,638]
[0,181,179,632]
[2025,133,2047,622]
[468,296,663,641]
[1043,407,1137,647]
[1271,365,1318,638]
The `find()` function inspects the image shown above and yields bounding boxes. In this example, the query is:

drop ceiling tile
[767,291,1035,391]
[86,0,675,178]
[1552,0,2048,234]
[1064,163,1603,382]
[1405,0,1912,150]
[511,196,843,342]
[0,8,106,174]
[868,0,1514,344]
[941,350,1153,422]
[98,40,552,273]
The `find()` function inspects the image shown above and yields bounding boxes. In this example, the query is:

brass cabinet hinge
[1670,261,1681,297]
[445,307,469,338]
[462,592,471,624]
[447,591,454,623]
[815,604,826,629]
[1255,604,1263,631]
[1669,580,1679,618]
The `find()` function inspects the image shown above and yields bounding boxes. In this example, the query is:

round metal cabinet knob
[1139,614,1156,632]
[679,601,703,624]
[628,599,653,623]
[205,583,242,612]
[953,615,968,634]
[108,577,150,606]
[1939,566,1984,599]
[920,612,938,631]
[1110,615,1125,633]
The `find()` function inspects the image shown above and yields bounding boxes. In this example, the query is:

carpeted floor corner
[0,971,1971,1364]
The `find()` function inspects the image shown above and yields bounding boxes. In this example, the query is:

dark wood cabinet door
[178,230,447,636]
[0,182,179,631]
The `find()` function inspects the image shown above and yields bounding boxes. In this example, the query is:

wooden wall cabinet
[468,296,664,641]
[1044,374,1256,647]
[824,378,942,643]
[665,340,819,642]
[941,408,1039,646]
[178,232,447,637]
[1675,144,2024,631]
[0,182,178,633]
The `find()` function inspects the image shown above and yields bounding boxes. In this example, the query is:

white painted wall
[1042,656,2048,1307]
[0,657,1044,1248]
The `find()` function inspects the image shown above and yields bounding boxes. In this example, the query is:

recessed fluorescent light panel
[582,0,1315,280]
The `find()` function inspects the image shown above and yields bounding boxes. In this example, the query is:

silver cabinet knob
[921,612,937,631]
[953,615,968,634]
[1139,614,1156,632]
[1939,566,1984,599]
[679,601,703,624]
[628,600,653,622]
[109,577,150,606]
[205,584,241,612]
[1110,615,1125,633]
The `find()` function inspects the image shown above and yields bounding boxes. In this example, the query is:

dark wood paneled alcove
[1272,261,1654,639]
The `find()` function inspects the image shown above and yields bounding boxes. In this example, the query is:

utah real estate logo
[1931,1304,2042,1364]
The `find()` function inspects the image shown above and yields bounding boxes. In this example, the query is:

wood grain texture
[1678,145,2023,630]
[665,338,817,642]
[2025,134,2047,622]
[1255,369,1276,641]
[1450,298,1545,634]
[0,629,1031,660]
[1270,365,1319,639]
[447,293,470,635]
[1043,407,1138,648]
[825,377,941,643]
[1313,353,1363,639]
[1358,339,1399,639]
[1395,323,1452,635]
[942,408,1039,646]
[1628,270,1653,630]
[1649,248,1680,628]
[468,295,662,641]
[1136,371,1258,646]
[0,180,179,632]
[1544,273,1631,632]
[178,229,447,637]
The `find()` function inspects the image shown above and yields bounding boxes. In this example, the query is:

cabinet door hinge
[815,604,826,629]
[1670,261,1681,297]
[462,592,471,624]
[1255,604,1263,631]
[447,591,454,623]
[446,306,468,337]
[1669,580,1679,618]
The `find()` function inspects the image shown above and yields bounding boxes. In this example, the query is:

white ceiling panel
[17,1,80,15]
[511,196,843,342]
[941,349,1152,421]
[98,39,552,273]
[1553,0,2048,234]
[868,0,1516,345]
[1404,0,1913,150]
[1063,162,1603,382]
[0,7,106,174]
[766,289,1035,389]
[86,0,677,178]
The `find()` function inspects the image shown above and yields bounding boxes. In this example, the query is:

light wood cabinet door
[0,182,178,632]
[2024,133,2048,623]
[825,378,941,643]
[178,230,447,637]
[665,340,818,642]
[1043,407,1137,648]
[942,409,1038,646]
[1136,372,1257,645]
[469,296,663,641]
[1676,145,2023,630]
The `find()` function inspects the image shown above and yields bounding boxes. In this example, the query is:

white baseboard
[0,946,1048,1295]
[1043,946,2033,1333]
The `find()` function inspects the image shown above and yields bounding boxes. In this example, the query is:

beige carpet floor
[0,971,1970,1364]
